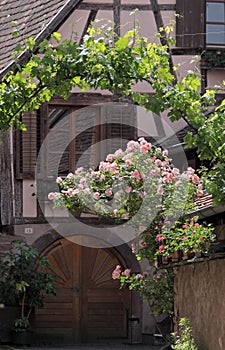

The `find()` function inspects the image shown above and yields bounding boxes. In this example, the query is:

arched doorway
[35,238,132,343]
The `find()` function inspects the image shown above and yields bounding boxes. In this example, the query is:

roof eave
[0,0,83,81]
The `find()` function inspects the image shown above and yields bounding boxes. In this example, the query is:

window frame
[206,0,225,46]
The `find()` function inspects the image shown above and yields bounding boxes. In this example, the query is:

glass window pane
[206,24,225,44]
[207,2,225,22]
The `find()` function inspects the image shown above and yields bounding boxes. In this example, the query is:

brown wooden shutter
[176,0,205,48]
[102,103,137,156]
[16,111,37,179]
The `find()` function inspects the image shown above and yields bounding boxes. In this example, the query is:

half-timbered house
[1,1,225,348]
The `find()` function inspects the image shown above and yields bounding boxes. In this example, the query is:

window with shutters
[15,111,39,179]
[176,0,225,48]
[206,1,225,45]
[41,102,137,179]
[17,100,137,183]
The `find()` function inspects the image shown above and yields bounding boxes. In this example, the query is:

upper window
[206,1,225,45]
[176,0,225,48]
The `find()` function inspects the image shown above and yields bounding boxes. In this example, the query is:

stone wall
[174,258,225,350]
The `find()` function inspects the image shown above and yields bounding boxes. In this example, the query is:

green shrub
[171,318,198,350]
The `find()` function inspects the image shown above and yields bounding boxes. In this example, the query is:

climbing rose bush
[49,137,214,260]
[49,137,215,316]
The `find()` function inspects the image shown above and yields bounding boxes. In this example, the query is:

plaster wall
[174,259,225,350]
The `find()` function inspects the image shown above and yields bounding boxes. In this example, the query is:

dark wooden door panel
[35,240,131,343]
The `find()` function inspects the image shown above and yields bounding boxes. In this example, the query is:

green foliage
[0,240,55,329]
[0,23,225,202]
[171,318,198,350]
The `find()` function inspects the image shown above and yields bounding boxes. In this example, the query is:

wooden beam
[113,0,121,37]
[149,0,177,83]
[77,3,175,11]
[79,9,98,44]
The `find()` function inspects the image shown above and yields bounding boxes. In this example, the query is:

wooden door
[35,239,131,343]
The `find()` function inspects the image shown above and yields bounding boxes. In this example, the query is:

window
[176,0,225,48]
[40,102,137,178]
[206,1,225,45]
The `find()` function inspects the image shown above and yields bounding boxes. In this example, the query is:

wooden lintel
[77,3,175,11]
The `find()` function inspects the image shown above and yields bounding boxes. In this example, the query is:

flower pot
[11,328,34,345]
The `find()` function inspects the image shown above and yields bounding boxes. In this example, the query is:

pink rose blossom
[191,174,199,183]
[197,190,203,197]
[48,192,56,200]
[78,184,84,190]
[105,188,113,197]
[66,173,74,179]
[100,174,105,181]
[107,162,117,171]
[99,162,107,171]
[114,149,123,157]
[56,177,63,184]
[182,224,188,229]
[157,186,164,195]
[131,169,141,181]
[106,154,114,162]
[131,243,136,253]
[79,177,86,184]
[122,269,131,277]
[112,265,122,280]
[163,149,168,157]
[198,183,203,190]
[127,140,139,148]
[75,167,84,175]
[93,192,100,199]
[155,159,162,166]
[158,245,164,253]
[187,167,195,174]
[156,234,164,242]
[125,159,132,166]
[83,188,91,195]
[140,144,149,153]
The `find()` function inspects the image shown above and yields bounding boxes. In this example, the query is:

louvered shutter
[100,103,137,158]
[176,0,205,48]
[16,111,37,179]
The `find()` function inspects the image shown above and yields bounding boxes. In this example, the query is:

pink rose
[75,167,84,175]
[140,144,149,153]
[100,174,105,181]
[156,234,164,242]
[93,192,100,199]
[79,177,86,184]
[83,188,91,195]
[114,149,123,157]
[131,243,136,253]
[125,159,132,166]
[105,188,113,197]
[56,177,63,184]
[191,174,199,183]
[155,159,162,166]
[157,186,164,195]
[158,245,164,253]
[106,154,114,162]
[122,269,131,277]
[48,192,56,200]
[112,265,122,280]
